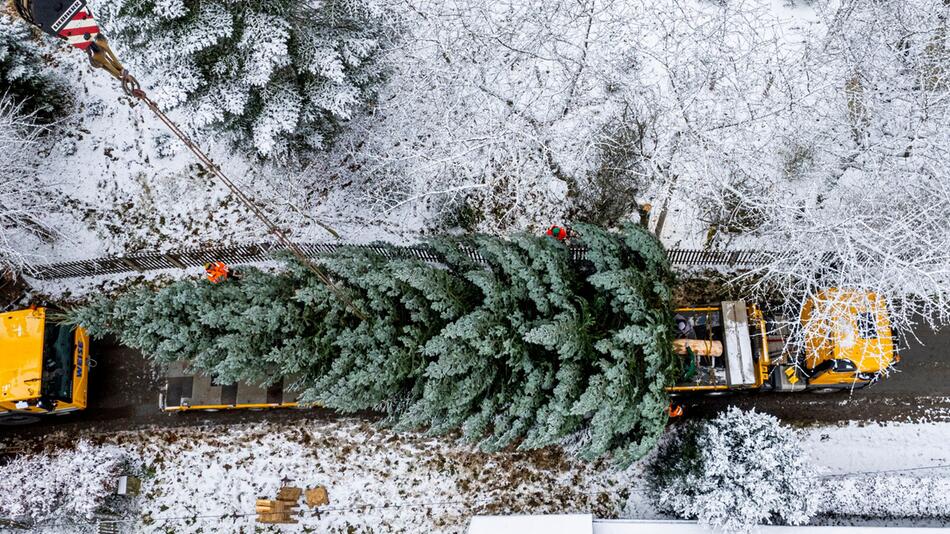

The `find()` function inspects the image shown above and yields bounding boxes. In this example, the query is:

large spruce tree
[74,224,676,464]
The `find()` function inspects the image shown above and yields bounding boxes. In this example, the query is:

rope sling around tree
[12,0,367,320]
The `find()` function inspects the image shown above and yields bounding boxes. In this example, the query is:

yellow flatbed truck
[668,289,896,394]
[0,307,91,424]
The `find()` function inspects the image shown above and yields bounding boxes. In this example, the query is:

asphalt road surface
[0,336,349,444]
[682,324,950,424]
[3,326,950,443]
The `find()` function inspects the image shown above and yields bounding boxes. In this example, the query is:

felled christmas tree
[94,0,390,159]
[75,224,676,464]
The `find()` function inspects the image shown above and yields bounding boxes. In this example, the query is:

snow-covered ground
[27,44,420,263]
[6,417,950,533]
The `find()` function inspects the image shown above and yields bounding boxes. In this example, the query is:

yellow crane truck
[0,307,91,424]
[668,289,896,395]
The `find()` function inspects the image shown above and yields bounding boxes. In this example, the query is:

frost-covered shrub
[74,224,677,464]
[0,441,129,526]
[648,407,819,533]
[95,0,392,159]
[0,14,68,122]
[330,0,665,232]
[567,115,654,227]
[823,475,950,519]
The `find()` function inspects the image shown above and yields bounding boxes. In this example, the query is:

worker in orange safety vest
[668,403,684,418]
[204,261,230,284]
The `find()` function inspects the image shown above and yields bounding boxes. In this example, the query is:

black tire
[0,414,41,425]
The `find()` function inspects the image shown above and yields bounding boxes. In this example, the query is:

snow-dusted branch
[0,95,61,274]
[681,0,950,335]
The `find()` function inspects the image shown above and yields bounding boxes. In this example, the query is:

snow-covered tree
[0,441,129,527]
[308,0,671,232]
[0,95,60,273]
[95,0,393,159]
[74,224,677,464]
[648,407,819,533]
[680,0,950,335]
[0,14,68,122]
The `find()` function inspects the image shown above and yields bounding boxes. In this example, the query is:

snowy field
[5,417,950,533]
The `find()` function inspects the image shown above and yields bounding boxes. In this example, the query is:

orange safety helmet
[668,403,684,418]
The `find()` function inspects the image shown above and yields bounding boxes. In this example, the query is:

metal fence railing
[665,249,771,267]
[27,243,772,281]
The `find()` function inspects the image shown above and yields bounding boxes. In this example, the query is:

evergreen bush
[74,224,676,464]
[95,0,392,159]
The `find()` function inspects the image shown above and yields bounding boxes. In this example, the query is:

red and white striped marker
[55,6,100,50]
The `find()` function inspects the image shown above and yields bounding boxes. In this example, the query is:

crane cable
[87,37,367,320]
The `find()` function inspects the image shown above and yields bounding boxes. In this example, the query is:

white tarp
[722,300,757,386]
[468,514,594,534]
[469,517,950,534]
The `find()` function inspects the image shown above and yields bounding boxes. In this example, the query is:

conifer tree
[0,15,68,122]
[74,225,677,464]
[95,0,391,159]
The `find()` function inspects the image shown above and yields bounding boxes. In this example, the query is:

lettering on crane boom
[29,0,89,36]
[50,0,83,32]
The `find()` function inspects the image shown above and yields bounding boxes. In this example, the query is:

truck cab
[0,307,90,424]
[798,289,895,388]
[668,291,896,395]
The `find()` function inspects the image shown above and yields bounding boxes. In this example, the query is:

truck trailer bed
[161,361,301,412]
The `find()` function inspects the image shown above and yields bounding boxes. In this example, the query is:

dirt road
[3,326,950,443]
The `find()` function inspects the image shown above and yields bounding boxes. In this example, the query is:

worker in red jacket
[546,225,570,241]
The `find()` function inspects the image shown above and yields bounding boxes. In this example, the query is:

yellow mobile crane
[0,308,90,424]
